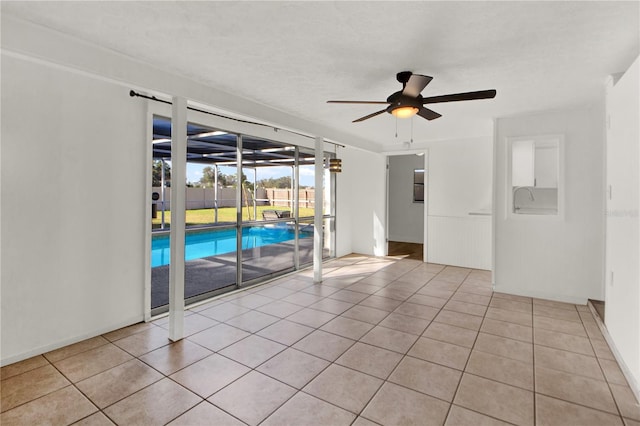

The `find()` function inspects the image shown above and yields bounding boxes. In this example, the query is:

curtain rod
[129,90,345,148]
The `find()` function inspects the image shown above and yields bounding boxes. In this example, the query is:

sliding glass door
[150,116,240,313]
[149,114,335,315]
[240,142,296,285]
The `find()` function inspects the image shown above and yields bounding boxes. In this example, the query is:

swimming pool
[152,225,312,267]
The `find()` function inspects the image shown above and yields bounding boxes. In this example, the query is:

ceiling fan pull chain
[411,117,414,144]
[395,116,398,138]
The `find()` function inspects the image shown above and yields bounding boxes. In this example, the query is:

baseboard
[492,284,588,305]
[388,236,424,244]
[587,301,640,404]
[1,314,144,367]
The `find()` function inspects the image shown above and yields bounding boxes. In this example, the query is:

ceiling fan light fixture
[391,106,419,118]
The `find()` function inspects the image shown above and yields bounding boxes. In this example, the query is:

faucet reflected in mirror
[513,186,536,213]
[513,186,535,213]
[514,186,535,202]
[512,186,558,215]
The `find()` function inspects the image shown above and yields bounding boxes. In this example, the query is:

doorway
[386,153,427,261]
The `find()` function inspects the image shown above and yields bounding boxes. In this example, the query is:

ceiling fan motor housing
[396,71,414,85]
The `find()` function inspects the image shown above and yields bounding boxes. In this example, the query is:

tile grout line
[259,261,449,424]
[92,311,260,424]
[332,269,528,421]
[580,301,628,421]
[367,267,490,423]
[163,374,248,426]
[441,268,478,425]
[164,376,252,424]
[439,271,536,424]
[252,260,394,425]
[42,357,105,425]
[332,263,440,423]
[447,271,540,426]
[1,326,166,422]
[532,299,629,423]
[211,266,363,425]
[423,270,519,425]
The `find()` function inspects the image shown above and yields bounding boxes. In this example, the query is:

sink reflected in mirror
[509,135,562,216]
[512,186,558,215]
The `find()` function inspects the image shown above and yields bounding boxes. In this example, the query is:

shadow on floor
[151,238,319,309]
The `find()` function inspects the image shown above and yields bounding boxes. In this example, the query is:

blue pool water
[152,225,312,267]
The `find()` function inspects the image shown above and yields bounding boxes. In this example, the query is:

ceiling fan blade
[402,74,433,97]
[353,109,387,123]
[327,100,389,104]
[417,107,442,121]
[422,89,497,104]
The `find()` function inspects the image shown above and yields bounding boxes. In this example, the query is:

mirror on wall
[509,135,562,215]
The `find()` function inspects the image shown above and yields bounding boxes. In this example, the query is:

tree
[197,167,255,190]
[199,166,234,187]
[224,173,237,188]
[240,172,254,192]
[258,176,292,189]
[152,160,171,187]
[199,166,216,187]
[220,170,254,192]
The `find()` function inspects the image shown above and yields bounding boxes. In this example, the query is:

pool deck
[151,239,322,309]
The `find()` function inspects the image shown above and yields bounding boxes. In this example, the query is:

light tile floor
[2,254,640,425]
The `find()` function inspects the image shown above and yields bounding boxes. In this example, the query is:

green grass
[152,206,316,228]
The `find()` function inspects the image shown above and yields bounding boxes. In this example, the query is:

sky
[185,163,316,187]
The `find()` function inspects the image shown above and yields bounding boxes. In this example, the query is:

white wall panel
[605,55,640,397]
[337,147,386,257]
[427,216,491,269]
[423,137,493,269]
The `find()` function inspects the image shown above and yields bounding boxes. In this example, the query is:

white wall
[388,155,424,244]
[1,54,147,364]
[336,147,386,257]
[1,16,377,153]
[605,56,639,395]
[494,104,605,304]
[425,138,493,269]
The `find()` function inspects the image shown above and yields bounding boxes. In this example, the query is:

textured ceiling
[2,1,639,150]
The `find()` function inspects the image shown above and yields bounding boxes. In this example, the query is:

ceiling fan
[327,71,496,123]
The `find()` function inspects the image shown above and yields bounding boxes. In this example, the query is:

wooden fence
[152,187,315,210]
